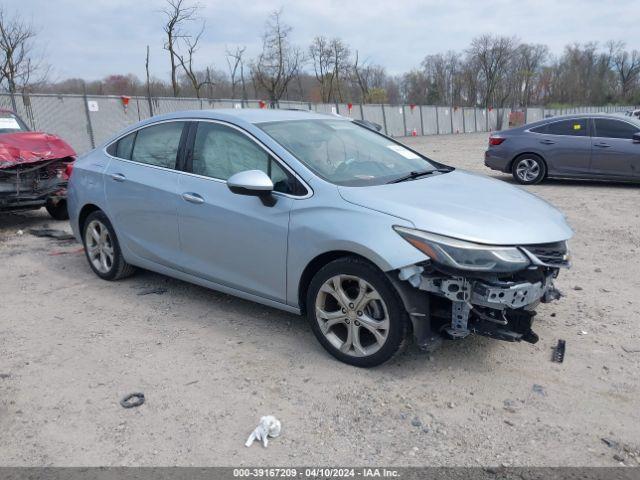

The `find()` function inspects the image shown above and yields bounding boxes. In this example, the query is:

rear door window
[130,121,186,169]
[108,132,136,159]
[593,119,640,140]
[543,119,588,136]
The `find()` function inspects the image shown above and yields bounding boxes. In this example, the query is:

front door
[104,121,187,268]
[590,118,640,178]
[177,121,301,303]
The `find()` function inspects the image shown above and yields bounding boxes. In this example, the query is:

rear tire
[512,155,546,185]
[45,198,69,220]
[82,210,136,281]
[306,257,409,367]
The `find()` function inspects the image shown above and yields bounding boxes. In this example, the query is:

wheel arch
[78,203,102,236]
[297,250,381,314]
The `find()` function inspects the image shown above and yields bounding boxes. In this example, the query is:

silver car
[485,114,640,184]
[68,110,573,367]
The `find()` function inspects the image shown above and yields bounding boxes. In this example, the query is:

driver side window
[191,122,298,195]
[593,119,639,139]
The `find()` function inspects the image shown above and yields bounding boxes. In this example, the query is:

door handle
[539,139,555,145]
[110,173,126,182]
[181,192,204,204]
[594,142,611,148]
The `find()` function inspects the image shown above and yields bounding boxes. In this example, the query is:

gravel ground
[1,132,639,467]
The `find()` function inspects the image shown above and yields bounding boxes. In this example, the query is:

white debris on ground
[245,415,282,448]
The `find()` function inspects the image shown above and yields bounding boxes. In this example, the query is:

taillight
[489,136,506,146]
[64,162,74,179]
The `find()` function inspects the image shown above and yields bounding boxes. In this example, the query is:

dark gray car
[485,114,640,184]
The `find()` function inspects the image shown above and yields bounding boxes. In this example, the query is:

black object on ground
[28,228,75,241]
[136,287,168,296]
[552,339,566,363]
[120,392,145,408]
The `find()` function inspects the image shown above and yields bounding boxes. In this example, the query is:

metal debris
[552,339,566,363]
[245,415,281,448]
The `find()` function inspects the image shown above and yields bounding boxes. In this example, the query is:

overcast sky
[17,0,639,82]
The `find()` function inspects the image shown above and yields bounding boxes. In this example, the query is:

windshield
[259,119,438,186]
[0,112,29,134]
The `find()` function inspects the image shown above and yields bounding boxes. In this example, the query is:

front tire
[45,198,69,220]
[512,155,546,185]
[306,257,409,367]
[82,210,136,281]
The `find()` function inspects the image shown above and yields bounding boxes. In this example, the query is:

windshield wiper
[386,168,452,184]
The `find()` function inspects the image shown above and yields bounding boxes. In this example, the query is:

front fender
[286,193,427,308]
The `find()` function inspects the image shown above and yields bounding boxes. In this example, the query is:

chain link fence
[1,92,636,154]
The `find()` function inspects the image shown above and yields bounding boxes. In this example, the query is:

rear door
[528,118,591,175]
[590,118,640,178]
[176,120,305,303]
[104,121,188,268]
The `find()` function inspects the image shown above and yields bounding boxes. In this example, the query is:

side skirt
[125,254,302,315]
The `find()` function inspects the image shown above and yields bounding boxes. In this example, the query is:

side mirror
[633,133,640,143]
[227,170,275,205]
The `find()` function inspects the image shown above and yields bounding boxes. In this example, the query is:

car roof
[525,112,640,128]
[147,108,342,125]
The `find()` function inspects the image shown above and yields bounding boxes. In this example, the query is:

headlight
[394,226,530,273]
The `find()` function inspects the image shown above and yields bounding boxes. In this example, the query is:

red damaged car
[0,109,76,219]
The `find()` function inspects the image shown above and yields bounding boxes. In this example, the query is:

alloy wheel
[515,158,541,183]
[314,274,390,357]
[85,219,115,274]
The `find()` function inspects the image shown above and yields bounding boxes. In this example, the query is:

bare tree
[468,35,516,108]
[422,51,460,105]
[0,7,46,93]
[144,45,155,113]
[329,38,350,102]
[309,36,334,102]
[609,41,640,101]
[162,0,199,97]
[515,43,548,107]
[174,24,213,98]
[252,10,303,106]
[352,51,386,103]
[226,45,247,100]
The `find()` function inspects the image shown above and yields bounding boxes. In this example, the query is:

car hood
[338,170,573,245]
[0,132,76,168]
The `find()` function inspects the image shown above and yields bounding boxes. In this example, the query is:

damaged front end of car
[389,226,570,351]
[0,158,74,212]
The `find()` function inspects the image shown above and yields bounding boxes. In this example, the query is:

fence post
[381,104,388,135]
[146,91,154,118]
[82,84,96,149]
[21,92,36,130]
[419,105,425,136]
[474,107,478,132]
[450,106,454,134]
[401,105,407,136]
[462,108,466,133]
[359,103,364,121]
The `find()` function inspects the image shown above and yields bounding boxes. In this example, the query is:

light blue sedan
[68,109,573,366]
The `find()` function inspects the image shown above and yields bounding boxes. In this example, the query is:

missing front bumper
[394,264,563,348]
